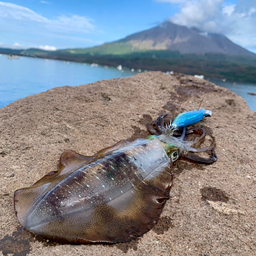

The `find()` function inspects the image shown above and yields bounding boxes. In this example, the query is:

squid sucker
[14,109,217,244]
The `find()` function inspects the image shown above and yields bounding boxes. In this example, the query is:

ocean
[0,54,255,111]
[0,54,136,109]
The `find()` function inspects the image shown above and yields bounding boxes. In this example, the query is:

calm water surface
[0,54,255,111]
[210,79,256,111]
[0,55,137,108]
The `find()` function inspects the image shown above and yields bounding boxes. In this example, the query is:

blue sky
[0,0,256,53]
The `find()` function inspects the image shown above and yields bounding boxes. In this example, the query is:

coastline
[1,50,256,84]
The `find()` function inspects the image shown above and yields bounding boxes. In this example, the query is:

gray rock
[0,72,255,255]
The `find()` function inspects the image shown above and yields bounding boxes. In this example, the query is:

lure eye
[171,151,179,162]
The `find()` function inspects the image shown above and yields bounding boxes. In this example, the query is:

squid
[14,109,217,243]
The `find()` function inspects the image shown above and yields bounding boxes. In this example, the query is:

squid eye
[171,151,179,162]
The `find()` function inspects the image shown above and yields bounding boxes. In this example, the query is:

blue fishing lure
[171,109,212,129]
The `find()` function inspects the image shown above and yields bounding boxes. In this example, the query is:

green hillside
[59,42,134,55]
[1,46,256,83]
[54,45,256,67]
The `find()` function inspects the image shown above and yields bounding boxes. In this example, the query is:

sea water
[0,55,136,108]
[0,54,255,111]
[210,79,256,111]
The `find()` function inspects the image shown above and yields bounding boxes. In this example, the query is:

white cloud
[0,2,97,49]
[49,15,95,34]
[0,2,47,22]
[39,45,56,51]
[249,7,256,15]
[170,0,224,31]
[40,1,50,4]
[0,2,95,33]
[222,4,235,16]
[163,0,256,53]
[0,41,57,50]
[8,42,26,49]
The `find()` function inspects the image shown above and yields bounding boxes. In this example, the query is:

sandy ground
[0,71,255,256]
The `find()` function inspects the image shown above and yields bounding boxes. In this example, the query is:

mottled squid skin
[14,138,174,243]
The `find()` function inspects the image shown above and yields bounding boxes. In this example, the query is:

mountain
[63,21,255,58]
[1,21,256,83]
[117,22,255,57]
[1,21,255,58]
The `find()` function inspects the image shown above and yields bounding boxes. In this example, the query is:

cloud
[39,45,56,51]
[222,4,235,16]
[8,42,26,49]
[0,2,97,48]
[40,1,50,4]
[0,2,48,22]
[163,0,256,53]
[0,2,95,33]
[170,0,229,32]
[48,15,95,34]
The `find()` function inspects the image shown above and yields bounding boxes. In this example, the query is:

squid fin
[59,150,94,174]
[30,150,93,187]
[14,183,50,227]
[15,150,94,228]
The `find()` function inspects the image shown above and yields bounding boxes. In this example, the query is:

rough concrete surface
[0,71,255,256]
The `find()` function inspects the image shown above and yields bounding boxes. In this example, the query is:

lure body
[171,109,212,129]
[14,138,173,243]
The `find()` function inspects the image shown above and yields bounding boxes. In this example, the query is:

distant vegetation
[2,21,256,83]
[1,47,256,83]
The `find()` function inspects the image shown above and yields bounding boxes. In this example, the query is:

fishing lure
[14,109,216,243]
[171,109,212,129]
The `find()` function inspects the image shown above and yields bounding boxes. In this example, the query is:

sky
[0,0,256,53]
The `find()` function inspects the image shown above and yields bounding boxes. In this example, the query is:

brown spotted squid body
[14,110,217,243]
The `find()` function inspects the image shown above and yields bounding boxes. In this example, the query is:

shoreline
[1,51,256,84]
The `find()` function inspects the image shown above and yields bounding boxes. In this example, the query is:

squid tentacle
[184,128,206,147]
[148,111,217,165]
[147,120,161,135]
[147,114,174,135]
[156,114,168,133]
[182,128,215,153]
[181,148,217,164]
[179,126,187,141]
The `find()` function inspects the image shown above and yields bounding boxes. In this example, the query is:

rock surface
[0,71,255,256]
